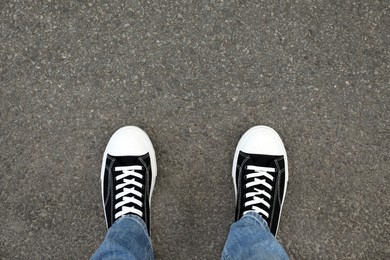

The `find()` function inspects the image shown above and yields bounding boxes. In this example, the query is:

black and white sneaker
[100,126,157,233]
[232,126,288,236]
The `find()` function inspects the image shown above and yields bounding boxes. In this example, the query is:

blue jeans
[92,212,289,260]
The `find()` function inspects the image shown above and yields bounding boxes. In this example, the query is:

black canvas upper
[103,153,153,232]
[234,151,286,235]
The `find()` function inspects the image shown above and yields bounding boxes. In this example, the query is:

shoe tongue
[109,154,148,168]
[242,152,283,168]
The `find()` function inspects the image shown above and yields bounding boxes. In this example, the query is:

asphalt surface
[1,0,389,259]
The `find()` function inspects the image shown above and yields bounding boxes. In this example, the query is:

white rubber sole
[232,125,288,235]
[100,126,157,229]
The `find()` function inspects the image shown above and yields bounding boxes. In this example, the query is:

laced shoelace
[243,165,276,218]
[114,165,144,219]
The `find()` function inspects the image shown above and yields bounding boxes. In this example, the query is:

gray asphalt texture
[1,0,389,259]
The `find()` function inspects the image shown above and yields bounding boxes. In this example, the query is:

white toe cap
[238,126,286,156]
[105,126,152,156]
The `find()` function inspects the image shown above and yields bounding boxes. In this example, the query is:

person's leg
[221,212,288,260]
[222,126,289,260]
[91,215,153,260]
[91,126,157,260]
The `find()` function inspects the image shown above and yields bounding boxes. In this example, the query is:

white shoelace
[114,165,144,219]
[243,165,276,218]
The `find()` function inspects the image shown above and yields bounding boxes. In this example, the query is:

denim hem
[92,214,154,260]
[242,211,270,232]
[115,215,151,240]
